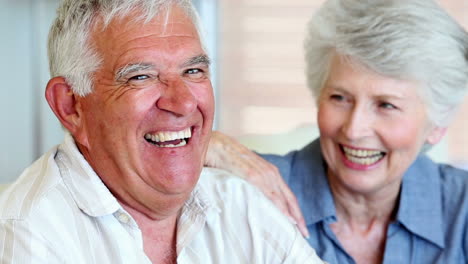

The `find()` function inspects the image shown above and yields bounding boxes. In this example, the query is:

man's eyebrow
[115,63,155,81]
[181,54,211,68]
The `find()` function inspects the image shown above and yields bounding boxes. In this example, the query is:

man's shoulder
[0,148,64,220]
[199,167,272,205]
[199,167,253,190]
[194,168,323,263]
[198,167,296,231]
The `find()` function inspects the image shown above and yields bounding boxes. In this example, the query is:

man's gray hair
[305,0,468,127]
[48,0,201,97]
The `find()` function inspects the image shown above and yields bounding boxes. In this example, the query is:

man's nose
[156,77,197,116]
[341,106,373,141]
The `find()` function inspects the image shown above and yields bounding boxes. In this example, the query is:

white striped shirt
[0,133,324,263]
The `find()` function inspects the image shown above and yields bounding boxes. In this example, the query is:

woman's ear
[45,77,83,136]
[426,126,447,145]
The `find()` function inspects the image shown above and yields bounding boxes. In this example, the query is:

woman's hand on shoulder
[205,131,309,238]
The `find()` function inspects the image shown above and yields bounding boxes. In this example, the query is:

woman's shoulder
[415,155,468,195]
[431,161,468,259]
[260,139,323,181]
[402,156,468,260]
[437,163,468,204]
[417,156,468,227]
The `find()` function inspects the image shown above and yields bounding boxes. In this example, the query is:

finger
[266,190,294,222]
[234,155,274,181]
[279,181,309,238]
[296,220,310,238]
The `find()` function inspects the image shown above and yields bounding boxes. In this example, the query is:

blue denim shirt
[261,139,468,264]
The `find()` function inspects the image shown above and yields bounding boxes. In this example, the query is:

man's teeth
[157,140,187,148]
[144,128,191,143]
[342,146,384,165]
[144,128,191,147]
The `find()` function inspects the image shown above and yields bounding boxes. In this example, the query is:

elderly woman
[206,0,468,263]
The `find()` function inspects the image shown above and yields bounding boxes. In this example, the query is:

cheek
[317,103,341,137]
[129,91,157,113]
[102,104,140,127]
[193,83,215,118]
[379,118,425,151]
[113,91,161,124]
[80,98,106,128]
[193,84,214,154]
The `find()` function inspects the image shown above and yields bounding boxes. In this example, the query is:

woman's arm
[205,131,309,237]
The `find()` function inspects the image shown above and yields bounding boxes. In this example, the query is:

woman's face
[318,55,445,196]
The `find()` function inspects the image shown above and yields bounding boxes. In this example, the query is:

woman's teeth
[342,146,385,165]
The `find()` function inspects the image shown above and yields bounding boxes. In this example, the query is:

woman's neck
[327,170,402,264]
[327,170,401,227]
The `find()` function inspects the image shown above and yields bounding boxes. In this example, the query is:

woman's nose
[341,106,373,141]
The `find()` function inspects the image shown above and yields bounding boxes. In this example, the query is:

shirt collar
[174,169,221,253]
[57,132,121,217]
[291,139,445,248]
[57,132,219,221]
[290,139,337,226]
[397,155,445,248]
[184,173,221,218]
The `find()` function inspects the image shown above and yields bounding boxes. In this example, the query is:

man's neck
[122,203,180,263]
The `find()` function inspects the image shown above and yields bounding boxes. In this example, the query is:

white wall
[0,0,62,183]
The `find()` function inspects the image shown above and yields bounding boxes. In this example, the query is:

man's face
[73,6,214,216]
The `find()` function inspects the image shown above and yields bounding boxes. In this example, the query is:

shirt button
[118,213,130,224]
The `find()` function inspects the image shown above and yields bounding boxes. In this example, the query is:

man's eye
[129,75,150,81]
[185,68,205,79]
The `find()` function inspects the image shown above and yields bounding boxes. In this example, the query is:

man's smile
[144,127,192,148]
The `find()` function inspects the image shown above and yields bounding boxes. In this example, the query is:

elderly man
[0,0,324,263]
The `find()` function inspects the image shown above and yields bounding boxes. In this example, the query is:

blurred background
[1,0,468,183]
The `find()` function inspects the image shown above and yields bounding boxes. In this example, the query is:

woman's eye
[330,94,345,101]
[379,102,397,110]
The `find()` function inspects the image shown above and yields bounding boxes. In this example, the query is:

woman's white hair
[48,0,201,97]
[305,0,468,127]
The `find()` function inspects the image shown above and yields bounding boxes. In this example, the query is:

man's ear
[426,126,447,145]
[45,77,84,136]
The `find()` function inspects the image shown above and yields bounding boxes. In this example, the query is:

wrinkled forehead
[90,5,201,54]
